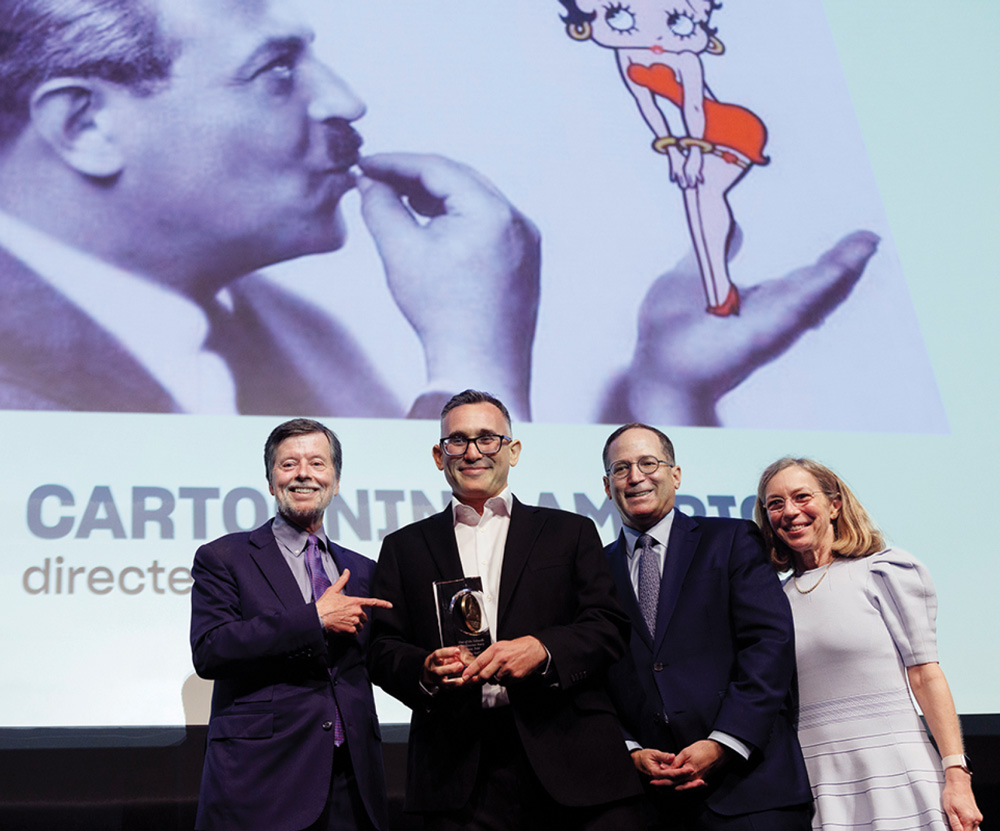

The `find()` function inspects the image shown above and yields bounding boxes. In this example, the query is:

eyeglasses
[606,457,673,480]
[439,434,511,456]
[764,491,828,514]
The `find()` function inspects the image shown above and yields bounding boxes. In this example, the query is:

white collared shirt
[451,487,513,707]
[622,510,676,598]
[0,209,237,413]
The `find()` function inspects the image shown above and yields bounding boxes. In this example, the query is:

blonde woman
[756,457,982,831]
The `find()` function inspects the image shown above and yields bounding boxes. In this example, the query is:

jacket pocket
[207,712,274,741]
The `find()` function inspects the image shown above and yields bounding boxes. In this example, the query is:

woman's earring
[566,21,593,41]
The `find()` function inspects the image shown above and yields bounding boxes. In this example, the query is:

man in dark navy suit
[190,419,392,831]
[601,422,812,830]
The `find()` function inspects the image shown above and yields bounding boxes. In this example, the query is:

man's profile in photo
[0,0,541,419]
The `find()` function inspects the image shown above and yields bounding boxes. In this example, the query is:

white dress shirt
[451,487,513,708]
[621,510,676,592]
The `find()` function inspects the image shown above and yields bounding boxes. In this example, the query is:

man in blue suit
[601,423,812,830]
[190,419,392,831]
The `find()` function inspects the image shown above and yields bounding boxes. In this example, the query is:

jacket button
[322,721,333,731]
[653,662,664,672]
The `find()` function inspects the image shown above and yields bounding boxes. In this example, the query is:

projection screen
[0,0,996,738]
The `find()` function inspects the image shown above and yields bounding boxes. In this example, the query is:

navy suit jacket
[190,520,388,831]
[605,511,810,816]
[368,499,642,813]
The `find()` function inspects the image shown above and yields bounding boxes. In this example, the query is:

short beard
[278,505,324,531]
[275,492,333,533]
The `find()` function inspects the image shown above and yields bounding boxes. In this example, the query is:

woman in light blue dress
[755,457,981,831]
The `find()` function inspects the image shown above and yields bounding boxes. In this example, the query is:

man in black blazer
[368,390,642,830]
[601,423,812,830]
[190,419,392,831]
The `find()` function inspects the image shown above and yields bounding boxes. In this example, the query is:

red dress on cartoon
[561,0,771,316]
[627,63,769,167]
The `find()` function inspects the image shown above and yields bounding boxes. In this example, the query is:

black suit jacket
[368,498,642,812]
[190,520,389,831]
[605,511,811,816]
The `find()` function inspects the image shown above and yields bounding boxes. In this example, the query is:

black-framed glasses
[439,434,511,456]
[606,457,673,480]
[764,491,827,514]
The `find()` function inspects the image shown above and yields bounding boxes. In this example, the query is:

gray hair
[602,422,676,471]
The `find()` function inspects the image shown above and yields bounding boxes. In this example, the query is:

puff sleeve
[865,548,939,666]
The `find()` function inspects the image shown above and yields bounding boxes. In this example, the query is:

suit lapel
[247,521,307,609]
[329,542,360,595]
[497,498,543,628]
[421,505,465,582]
[223,275,400,417]
[0,246,180,412]
[608,532,653,650]
[654,510,700,653]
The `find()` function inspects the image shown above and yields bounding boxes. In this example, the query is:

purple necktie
[304,534,345,746]
[637,534,660,638]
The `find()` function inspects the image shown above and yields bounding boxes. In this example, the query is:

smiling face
[433,402,521,514]
[269,431,339,533]
[603,427,682,532]
[763,466,841,568]
[575,0,712,51]
[115,0,366,288]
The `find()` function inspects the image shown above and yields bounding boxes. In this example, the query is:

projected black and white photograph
[0,0,945,430]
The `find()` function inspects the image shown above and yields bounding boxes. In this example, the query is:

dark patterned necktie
[637,534,660,638]
[304,535,344,746]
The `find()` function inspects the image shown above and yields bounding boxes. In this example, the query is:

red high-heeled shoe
[707,284,740,317]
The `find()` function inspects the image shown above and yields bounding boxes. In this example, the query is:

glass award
[433,576,492,659]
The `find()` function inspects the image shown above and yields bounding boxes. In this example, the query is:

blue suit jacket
[605,511,811,816]
[190,520,388,831]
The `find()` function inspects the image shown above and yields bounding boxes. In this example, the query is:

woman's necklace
[793,559,834,594]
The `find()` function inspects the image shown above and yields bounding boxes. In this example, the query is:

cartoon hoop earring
[706,35,725,55]
[566,21,592,41]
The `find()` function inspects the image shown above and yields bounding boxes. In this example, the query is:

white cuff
[709,730,751,761]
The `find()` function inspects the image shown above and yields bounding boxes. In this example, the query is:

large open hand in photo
[600,230,879,426]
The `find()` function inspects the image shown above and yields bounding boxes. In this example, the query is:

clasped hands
[632,739,730,791]
[316,569,392,635]
[421,636,547,691]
